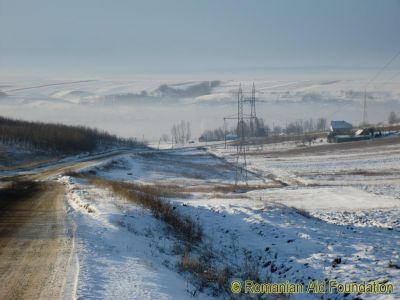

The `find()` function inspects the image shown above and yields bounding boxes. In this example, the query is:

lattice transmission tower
[235,85,248,186]
[224,84,254,186]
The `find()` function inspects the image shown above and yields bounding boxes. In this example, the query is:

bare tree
[389,111,399,124]
[171,121,191,144]
[316,118,327,131]
[160,134,169,142]
[185,121,191,142]
[273,125,282,136]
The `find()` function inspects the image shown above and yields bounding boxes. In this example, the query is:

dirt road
[0,182,73,300]
[0,149,140,299]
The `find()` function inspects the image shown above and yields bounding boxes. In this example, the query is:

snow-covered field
[57,138,399,299]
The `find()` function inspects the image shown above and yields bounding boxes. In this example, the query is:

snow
[260,186,399,211]
[176,194,399,296]
[59,175,212,300]
[79,149,268,186]
[59,141,400,299]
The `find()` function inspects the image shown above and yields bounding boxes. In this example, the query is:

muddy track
[0,181,73,300]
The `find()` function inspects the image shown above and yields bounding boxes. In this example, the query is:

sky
[1,0,400,77]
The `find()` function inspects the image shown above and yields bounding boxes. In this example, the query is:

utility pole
[249,82,257,136]
[224,119,227,149]
[363,89,368,126]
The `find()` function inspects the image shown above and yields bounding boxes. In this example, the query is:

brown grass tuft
[90,178,202,243]
[178,251,231,293]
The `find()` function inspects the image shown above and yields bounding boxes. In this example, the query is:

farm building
[330,121,352,135]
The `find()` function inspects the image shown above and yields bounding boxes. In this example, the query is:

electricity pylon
[235,85,248,186]
[223,84,251,186]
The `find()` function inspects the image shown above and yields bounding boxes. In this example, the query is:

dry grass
[178,251,231,295]
[185,183,280,194]
[89,178,202,243]
[63,171,85,178]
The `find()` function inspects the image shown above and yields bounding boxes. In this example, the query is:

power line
[362,49,400,124]
[379,69,400,86]
[364,49,400,89]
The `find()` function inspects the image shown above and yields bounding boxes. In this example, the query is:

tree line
[199,117,328,141]
[0,116,141,154]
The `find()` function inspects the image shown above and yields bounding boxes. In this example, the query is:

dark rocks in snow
[332,257,342,267]
[270,263,278,273]
[263,261,271,268]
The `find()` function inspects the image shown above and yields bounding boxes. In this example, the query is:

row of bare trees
[171,121,191,144]
[199,117,328,141]
[0,116,140,154]
[283,118,327,135]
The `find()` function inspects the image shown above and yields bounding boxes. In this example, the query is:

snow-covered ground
[210,138,400,229]
[57,140,399,299]
[60,176,212,300]
[79,149,267,186]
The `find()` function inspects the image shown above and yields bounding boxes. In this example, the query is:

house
[225,134,239,141]
[330,121,352,135]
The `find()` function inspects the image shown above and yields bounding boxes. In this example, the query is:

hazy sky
[1,0,400,76]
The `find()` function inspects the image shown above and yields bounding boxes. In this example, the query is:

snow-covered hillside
[57,140,399,299]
